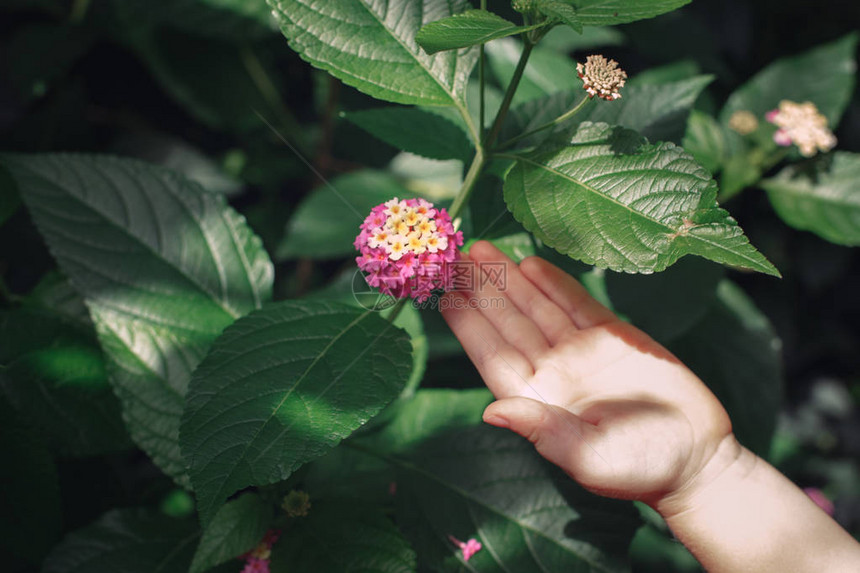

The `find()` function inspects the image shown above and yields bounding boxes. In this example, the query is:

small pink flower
[355,198,463,302]
[448,535,482,562]
[804,487,835,516]
[240,529,280,573]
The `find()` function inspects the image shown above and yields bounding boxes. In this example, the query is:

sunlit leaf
[269,0,478,109]
[417,9,540,54]
[3,153,273,485]
[503,122,779,275]
[181,300,412,525]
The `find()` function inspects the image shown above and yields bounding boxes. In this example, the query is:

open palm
[441,241,734,504]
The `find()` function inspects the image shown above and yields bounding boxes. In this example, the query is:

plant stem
[497,94,590,150]
[479,0,487,140]
[448,147,486,220]
[485,40,534,149]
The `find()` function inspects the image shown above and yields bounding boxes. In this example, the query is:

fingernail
[483,414,509,429]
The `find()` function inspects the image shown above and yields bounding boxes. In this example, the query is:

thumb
[483,396,604,476]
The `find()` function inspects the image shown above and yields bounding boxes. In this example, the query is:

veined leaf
[669,281,782,456]
[417,9,541,54]
[3,154,273,485]
[269,0,478,111]
[396,426,640,572]
[761,152,860,246]
[270,502,417,573]
[42,509,199,573]
[562,0,691,26]
[505,75,713,146]
[181,300,412,526]
[503,122,779,276]
[189,493,272,573]
[720,33,858,129]
[344,107,473,161]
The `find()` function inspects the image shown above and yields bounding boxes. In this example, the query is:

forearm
[654,436,860,572]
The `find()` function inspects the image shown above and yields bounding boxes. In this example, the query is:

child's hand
[441,240,734,507]
[442,241,860,572]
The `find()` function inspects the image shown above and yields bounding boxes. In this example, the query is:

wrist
[651,433,753,521]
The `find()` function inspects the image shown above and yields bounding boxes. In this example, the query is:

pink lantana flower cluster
[449,535,483,562]
[355,198,463,301]
[766,100,836,157]
[240,529,280,573]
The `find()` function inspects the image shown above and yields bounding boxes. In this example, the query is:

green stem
[479,0,487,140]
[448,147,486,220]
[485,40,534,149]
[497,94,590,150]
[240,46,309,155]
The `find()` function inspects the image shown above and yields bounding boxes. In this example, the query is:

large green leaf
[396,426,640,572]
[562,0,691,26]
[417,9,540,54]
[3,154,273,485]
[505,76,713,146]
[344,107,473,161]
[720,33,858,129]
[190,492,273,573]
[277,170,416,261]
[181,300,413,526]
[269,0,479,111]
[42,509,199,573]
[503,122,779,275]
[270,502,417,573]
[668,281,783,457]
[761,152,860,246]
[0,308,131,457]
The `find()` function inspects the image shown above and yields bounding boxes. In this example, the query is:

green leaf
[668,281,783,456]
[506,75,713,146]
[503,122,779,276]
[277,170,414,261]
[42,509,199,573]
[417,9,541,54]
[180,300,413,526]
[539,25,625,53]
[396,426,640,572]
[761,152,860,246]
[269,0,479,109]
[720,33,858,129]
[682,110,726,174]
[563,0,691,26]
[344,107,473,161]
[190,492,273,573]
[0,395,62,567]
[0,308,131,457]
[486,39,580,105]
[537,1,583,33]
[26,272,92,327]
[605,256,724,343]
[270,502,417,573]
[3,153,273,485]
